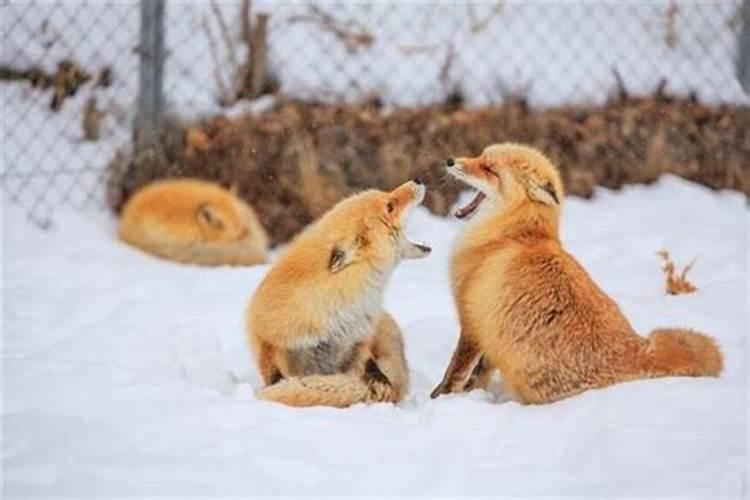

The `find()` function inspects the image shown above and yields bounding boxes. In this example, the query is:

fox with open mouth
[432,143,722,404]
[248,180,431,407]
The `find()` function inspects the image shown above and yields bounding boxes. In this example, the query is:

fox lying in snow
[119,179,268,266]
[431,143,723,404]
[247,180,431,407]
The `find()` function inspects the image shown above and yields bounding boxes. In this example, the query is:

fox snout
[445,156,493,219]
[445,157,470,175]
[388,180,426,212]
[414,182,425,203]
[388,180,430,260]
[405,180,426,204]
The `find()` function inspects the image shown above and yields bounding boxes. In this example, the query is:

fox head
[195,195,269,261]
[319,180,431,274]
[195,200,252,239]
[446,143,564,221]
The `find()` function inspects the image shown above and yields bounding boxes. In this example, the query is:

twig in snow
[657,250,698,295]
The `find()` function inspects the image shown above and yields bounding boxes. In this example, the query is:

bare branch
[249,13,269,98]
[439,43,456,88]
[611,66,628,103]
[210,0,239,70]
[82,96,104,141]
[468,2,504,34]
[397,43,439,56]
[664,1,678,49]
[240,0,253,45]
[288,5,374,54]
[202,16,232,106]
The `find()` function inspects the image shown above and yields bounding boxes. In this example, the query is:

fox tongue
[454,192,486,219]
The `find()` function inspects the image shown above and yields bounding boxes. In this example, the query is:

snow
[2,176,747,497]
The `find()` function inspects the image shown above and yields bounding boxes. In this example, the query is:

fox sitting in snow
[431,143,723,404]
[247,180,431,407]
[119,179,268,266]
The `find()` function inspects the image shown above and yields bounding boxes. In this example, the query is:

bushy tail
[641,328,723,377]
[257,370,398,408]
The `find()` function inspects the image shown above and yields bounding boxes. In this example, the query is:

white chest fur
[287,269,390,375]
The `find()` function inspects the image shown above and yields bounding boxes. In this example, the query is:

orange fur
[248,181,428,407]
[185,127,211,158]
[119,178,268,266]
[432,143,723,404]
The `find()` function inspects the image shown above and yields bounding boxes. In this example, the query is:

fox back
[119,178,268,266]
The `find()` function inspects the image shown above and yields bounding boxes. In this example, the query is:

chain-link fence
[167,1,748,111]
[2,1,139,225]
[2,0,748,226]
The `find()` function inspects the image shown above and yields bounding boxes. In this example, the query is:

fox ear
[528,179,559,206]
[328,232,369,272]
[328,244,355,273]
[196,203,225,230]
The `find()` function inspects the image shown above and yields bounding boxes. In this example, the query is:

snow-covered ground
[2,1,746,224]
[2,176,747,497]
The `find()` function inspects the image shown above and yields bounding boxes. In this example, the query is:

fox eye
[386,201,395,213]
[481,164,498,177]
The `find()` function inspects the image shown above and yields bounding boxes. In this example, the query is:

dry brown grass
[108,93,750,246]
[657,250,698,295]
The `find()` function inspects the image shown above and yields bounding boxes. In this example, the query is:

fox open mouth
[401,189,432,257]
[402,218,432,257]
[414,242,432,252]
[400,231,432,258]
[454,191,486,219]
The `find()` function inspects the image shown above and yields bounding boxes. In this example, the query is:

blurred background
[2,0,748,243]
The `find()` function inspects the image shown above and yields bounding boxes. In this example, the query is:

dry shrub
[108,93,750,246]
[657,250,698,295]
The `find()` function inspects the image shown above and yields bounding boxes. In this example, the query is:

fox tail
[257,361,399,408]
[639,328,723,377]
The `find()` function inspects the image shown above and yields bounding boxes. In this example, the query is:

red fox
[248,180,431,407]
[431,143,722,404]
[119,179,268,266]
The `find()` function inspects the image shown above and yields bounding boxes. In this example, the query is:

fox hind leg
[255,338,284,386]
[363,358,397,402]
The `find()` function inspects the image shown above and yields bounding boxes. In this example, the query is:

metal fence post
[739,0,750,93]
[135,0,165,151]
